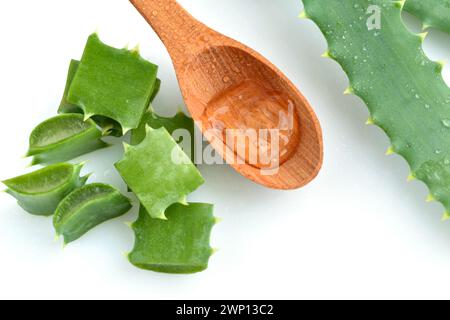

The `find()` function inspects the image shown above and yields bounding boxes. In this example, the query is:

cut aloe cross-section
[54,183,132,244]
[115,126,204,220]
[129,203,216,274]
[67,33,158,134]
[2,163,88,216]
[27,113,109,165]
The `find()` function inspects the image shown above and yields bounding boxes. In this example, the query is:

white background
[0,0,449,300]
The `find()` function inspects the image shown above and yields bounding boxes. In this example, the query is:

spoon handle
[130,0,211,65]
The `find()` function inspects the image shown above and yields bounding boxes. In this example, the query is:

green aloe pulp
[58,59,127,137]
[3,163,88,216]
[58,59,82,114]
[129,203,216,274]
[115,126,204,220]
[67,33,158,135]
[54,183,132,244]
[131,109,195,161]
[27,114,109,165]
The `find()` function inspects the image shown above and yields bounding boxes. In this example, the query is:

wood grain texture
[130,0,323,190]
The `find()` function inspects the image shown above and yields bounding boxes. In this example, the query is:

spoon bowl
[130,0,323,189]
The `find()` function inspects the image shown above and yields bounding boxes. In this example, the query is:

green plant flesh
[131,109,195,161]
[60,62,160,117]
[150,78,161,103]
[301,0,450,218]
[129,203,216,274]
[58,59,128,137]
[405,0,450,34]
[54,183,132,244]
[2,163,88,216]
[58,60,82,114]
[115,126,204,220]
[27,113,109,165]
[67,33,158,135]
[60,62,161,137]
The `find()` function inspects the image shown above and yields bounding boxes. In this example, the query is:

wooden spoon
[130,0,323,190]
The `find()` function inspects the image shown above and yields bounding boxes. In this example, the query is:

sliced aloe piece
[131,109,195,161]
[115,126,204,220]
[2,163,88,216]
[67,33,158,134]
[129,203,216,274]
[27,113,109,165]
[58,59,82,114]
[149,78,161,103]
[54,183,132,244]
[58,59,123,137]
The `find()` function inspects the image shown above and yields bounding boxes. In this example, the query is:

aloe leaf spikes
[115,126,204,220]
[54,183,132,244]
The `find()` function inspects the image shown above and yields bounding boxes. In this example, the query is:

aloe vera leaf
[67,33,158,134]
[2,163,88,216]
[128,110,195,192]
[405,0,450,34]
[53,183,132,244]
[150,78,161,103]
[27,114,109,165]
[301,0,450,217]
[58,59,124,137]
[115,126,204,220]
[129,203,216,274]
[130,109,195,161]
[58,59,82,114]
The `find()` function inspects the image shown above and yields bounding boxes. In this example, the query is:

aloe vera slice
[129,203,216,274]
[405,0,450,34]
[54,183,132,244]
[150,78,161,102]
[131,109,195,161]
[67,33,158,134]
[58,59,124,137]
[301,0,450,217]
[115,126,204,220]
[58,59,82,114]
[27,113,109,165]
[2,163,88,216]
